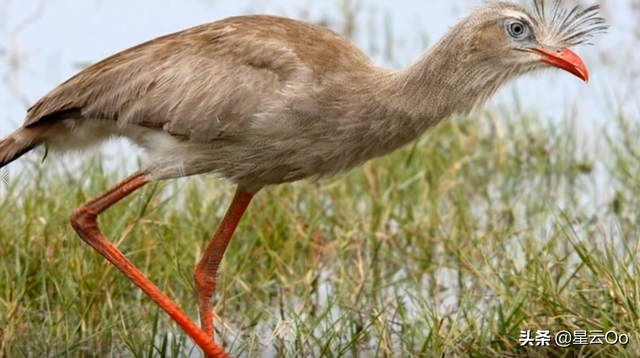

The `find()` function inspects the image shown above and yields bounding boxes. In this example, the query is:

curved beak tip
[532,48,589,82]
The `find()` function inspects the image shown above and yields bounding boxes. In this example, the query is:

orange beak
[530,48,589,82]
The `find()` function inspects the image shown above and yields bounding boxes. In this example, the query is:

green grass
[2,111,640,358]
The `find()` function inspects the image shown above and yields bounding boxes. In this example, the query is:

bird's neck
[371,32,506,138]
[333,30,511,165]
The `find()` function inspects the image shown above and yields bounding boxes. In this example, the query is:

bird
[0,1,606,357]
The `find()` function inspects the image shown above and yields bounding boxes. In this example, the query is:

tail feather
[0,126,44,168]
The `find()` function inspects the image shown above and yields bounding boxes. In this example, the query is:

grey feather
[532,0,608,46]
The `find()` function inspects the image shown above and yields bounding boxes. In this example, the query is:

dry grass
[2,111,640,357]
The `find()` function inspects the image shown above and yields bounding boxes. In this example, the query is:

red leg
[70,172,231,358]
[194,189,254,346]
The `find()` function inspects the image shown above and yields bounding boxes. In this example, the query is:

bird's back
[26,15,374,133]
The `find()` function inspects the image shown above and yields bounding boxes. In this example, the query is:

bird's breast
[218,108,422,188]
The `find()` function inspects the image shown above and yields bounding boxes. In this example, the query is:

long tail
[0,126,47,168]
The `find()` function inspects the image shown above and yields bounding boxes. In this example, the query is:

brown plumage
[0,1,606,357]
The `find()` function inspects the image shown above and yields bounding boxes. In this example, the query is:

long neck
[325,26,513,169]
[366,30,507,144]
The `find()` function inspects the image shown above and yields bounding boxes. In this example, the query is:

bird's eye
[506,20,528,39]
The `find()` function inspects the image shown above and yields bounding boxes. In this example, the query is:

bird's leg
[70,172,231,358]
[194,189,254,343]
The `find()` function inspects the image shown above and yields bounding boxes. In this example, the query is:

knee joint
[70,208,98,231]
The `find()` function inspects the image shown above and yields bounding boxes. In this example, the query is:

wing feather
[24,15,357,142]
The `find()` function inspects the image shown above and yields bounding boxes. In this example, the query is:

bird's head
[458,0,607,83]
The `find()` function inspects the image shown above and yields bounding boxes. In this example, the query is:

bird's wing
[25,15,359,143]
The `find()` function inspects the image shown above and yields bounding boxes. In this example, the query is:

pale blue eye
[507,20,528,39]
